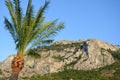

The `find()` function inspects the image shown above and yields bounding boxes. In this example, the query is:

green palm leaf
[4,17,18,43]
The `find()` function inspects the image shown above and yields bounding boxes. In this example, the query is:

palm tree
[4,0,64,80]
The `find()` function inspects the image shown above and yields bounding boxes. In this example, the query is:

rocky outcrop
[0,39,120,79]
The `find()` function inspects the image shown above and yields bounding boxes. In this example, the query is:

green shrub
[27,49,41,59]
[107,49,120,60]
[52,55,64,61]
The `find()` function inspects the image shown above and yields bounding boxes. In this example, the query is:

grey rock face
[0,39,119,78]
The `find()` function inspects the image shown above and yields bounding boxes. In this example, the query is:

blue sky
[0,0,120,61]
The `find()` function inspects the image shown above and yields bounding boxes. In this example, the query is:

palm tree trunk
[10,56,24,80]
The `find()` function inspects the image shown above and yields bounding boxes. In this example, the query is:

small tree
[4,0,64,80]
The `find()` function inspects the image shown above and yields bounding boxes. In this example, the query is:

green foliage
[107,49,120,60]
[52,55,64,61]
[64,55,82,69]
[27,49,41,59]
[101,48,120,60]
[37,42,82,52]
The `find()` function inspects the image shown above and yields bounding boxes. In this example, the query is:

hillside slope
[0,39,120,79]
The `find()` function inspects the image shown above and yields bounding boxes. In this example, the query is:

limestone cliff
[0,39,120,79]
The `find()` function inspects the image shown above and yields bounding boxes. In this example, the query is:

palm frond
[14,0,22,27]
[4,17,18,43]
[32,1,49,30]
[29,21,64,48]
[5,0,17,28]
[18,16,45,51]
[25,0,33,26]
[27,20,57,47]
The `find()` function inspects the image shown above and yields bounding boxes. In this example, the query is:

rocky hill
[0,39,120,79]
